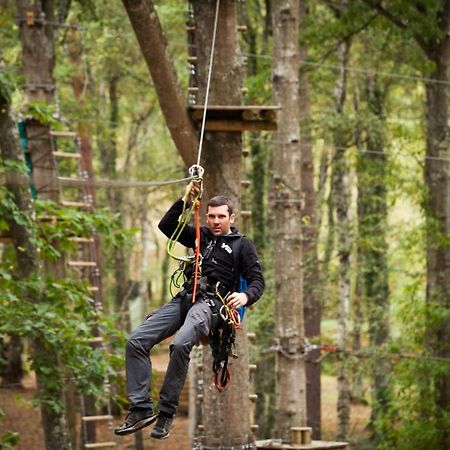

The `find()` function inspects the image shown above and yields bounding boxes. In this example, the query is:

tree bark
[17,1,72,448]
[424,56,450,447]
[121,0,198,166]
[191,1,250,447]
[356,72,390,443]
[332,37,352,443]
[271,0,306,441]
[299,0,321,439]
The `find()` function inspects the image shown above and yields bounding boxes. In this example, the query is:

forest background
[1,1,450,450]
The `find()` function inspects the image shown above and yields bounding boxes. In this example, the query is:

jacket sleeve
[158,198,196,248]
[239,237,265,307]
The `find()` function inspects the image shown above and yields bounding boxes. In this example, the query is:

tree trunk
[1,18,71,447]
[191,1,251,447]
[271,0,306,442]
[424,57,450,448]
[356,73,390,443]
[299,0,321,439]
[121,0,198,166]
[332,37,352,443]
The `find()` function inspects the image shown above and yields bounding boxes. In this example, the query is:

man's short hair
[207,195,234,215]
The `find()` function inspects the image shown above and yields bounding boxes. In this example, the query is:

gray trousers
[125,295,212,416]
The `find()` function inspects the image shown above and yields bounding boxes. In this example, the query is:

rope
[191,199,202,303]
[196,0,221,167]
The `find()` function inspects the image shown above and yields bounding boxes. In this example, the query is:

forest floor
[0,350,371,450]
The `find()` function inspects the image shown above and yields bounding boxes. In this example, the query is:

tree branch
[121,0,198,167]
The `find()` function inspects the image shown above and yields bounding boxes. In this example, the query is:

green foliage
[0,190,130,411]
[25,102,60,127]
[0,70,15,104]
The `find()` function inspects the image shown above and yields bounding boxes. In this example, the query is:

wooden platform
[189,105,280,131]
[255,440,349,450]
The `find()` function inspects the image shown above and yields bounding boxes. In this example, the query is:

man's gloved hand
[182,180,202,203]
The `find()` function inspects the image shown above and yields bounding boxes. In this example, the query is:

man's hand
[182,180,202,203]
[227,292,248,309]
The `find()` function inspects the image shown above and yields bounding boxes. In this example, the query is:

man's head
[206,196,235,236]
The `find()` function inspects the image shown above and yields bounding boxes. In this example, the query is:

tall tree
[16,1,72,448]
[272,0,306,441]
[331,35,353,442]
[361,2,450,447]
[299,0,322,439]
[355,50,390,444]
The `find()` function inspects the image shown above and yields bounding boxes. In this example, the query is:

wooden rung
[88,337,104,344]
[197,394,203,401]
[187,56,197,63]
[251,424,259,432]
[61,201,93,209]
[197,424,204,432]
[249,394,258,402]
[242,148,250,157]
[50,130,77,138]
[186,25,195,32]
[247,332,256,341]
[58,176,86,187]
[69,237,95,243]
[241,180,251,188]
[240,210,252,218]
[249,364,257,372]
[88,286,99,292]
[84,443,116,449]
[82,415,113,422]
[53,151,81,158]
[188,87,199,92]
[68,261,97,267]
[237,25,247,32]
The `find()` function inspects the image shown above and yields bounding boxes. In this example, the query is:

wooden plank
[84,443,116,449]
[58,176,87,187]
[50,130,77,138]
[82,415,113,422]
[53,151,81,158]
[69,237,95,243]
[68,261,97,267]
[204,120,277,132]
[255,440,349,449]
[190,104,281,111]
[61,201,93,209]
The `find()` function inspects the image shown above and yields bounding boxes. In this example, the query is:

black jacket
[158,198,264,306]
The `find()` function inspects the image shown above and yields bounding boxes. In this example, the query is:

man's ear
[230,213,235,223]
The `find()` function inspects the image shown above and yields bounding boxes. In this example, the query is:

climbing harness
[215,282,241,329]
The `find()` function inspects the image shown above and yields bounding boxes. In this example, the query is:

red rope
[191,200,201,303]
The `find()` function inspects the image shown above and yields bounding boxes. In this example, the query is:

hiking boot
[150,414,174,439]
[114,408,158,436]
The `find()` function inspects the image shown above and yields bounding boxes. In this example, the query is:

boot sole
[114,413,158,436]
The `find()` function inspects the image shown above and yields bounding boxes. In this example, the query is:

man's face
[206,205,235,236]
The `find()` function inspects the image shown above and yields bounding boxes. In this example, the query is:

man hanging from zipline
[115,179,264,439]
